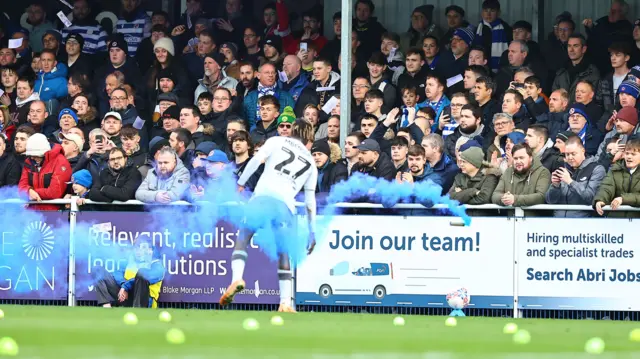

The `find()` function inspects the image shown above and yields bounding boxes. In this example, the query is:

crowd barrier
[0,198,638,319]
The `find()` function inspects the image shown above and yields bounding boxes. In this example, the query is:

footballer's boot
[278,303,297,313]
[219,279,245,306]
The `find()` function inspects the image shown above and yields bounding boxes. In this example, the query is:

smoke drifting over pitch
[0,169,469,295]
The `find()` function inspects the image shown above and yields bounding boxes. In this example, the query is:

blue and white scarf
[567,124,588,144]
[476,19,508,73]
[256,84,277,122]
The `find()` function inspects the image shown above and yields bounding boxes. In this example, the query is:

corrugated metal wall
[543,0,640,38]
[323,0,640,43]
[322,0,539,40]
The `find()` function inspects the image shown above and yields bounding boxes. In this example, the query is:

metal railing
[2,198,640,318]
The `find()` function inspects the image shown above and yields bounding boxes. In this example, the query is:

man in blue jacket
[93,238,165,308]
[34,50,68,105]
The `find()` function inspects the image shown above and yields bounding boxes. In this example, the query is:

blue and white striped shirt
[115,11,151,56]
[61,24,108,54]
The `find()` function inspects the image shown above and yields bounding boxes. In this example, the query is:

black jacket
[539,145,564,173]
[68,53,94,79]
[87,163,142,202]
[317,161,348,193]
[73,152,109,182]
[0,153,21,188]
[250,120,278,144]
[352,152,396,181]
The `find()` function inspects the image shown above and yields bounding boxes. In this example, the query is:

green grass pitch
[1,306,640,358]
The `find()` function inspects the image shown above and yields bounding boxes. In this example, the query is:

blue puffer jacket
[35,63,69,102]
[242,89,295,129]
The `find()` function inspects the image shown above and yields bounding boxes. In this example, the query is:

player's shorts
[242,196,295,248]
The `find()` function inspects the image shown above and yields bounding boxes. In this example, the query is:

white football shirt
[239,136,318,213]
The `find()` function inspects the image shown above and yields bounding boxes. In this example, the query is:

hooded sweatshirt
[135,153,191,203]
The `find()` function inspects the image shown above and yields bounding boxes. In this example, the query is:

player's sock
[231,250,248,282]
[278,269,293,306]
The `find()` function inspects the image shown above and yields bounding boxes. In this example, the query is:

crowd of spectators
[0,0,640,218]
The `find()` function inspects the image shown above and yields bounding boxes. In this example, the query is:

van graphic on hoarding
[317,261,393,300]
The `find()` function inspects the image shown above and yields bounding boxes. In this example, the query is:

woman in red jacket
[18,133,72,211]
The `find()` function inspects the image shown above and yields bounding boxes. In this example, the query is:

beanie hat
[157,67,176,83]
[70,169,92,189]
[205,52,225,68]
[220,42,239,60]
[619,81,640,99]
[568,103,590,123]
[445,5,465,17]
[107,34,129,56]
[277,106,296,125]
[24,133,51,157]
[556,131,578,143]
[58,108,79,124]
[264,35,282,54]
[66,33,85,49]
[195,141,218,156]
[631,65,640,80]
[157,91,179,104]
[460,147,484,169]
[453,27,474,46]
[311,140,331,158]
[161,105,180,120]
[459,139,483,153]
[154,37,175,56]
[616,106,639,127]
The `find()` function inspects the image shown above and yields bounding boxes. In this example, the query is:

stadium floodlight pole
[339,0,353,153]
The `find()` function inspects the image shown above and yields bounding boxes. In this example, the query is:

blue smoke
[326,173,471,225]
[0,165,469,297]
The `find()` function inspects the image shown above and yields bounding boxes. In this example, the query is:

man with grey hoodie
[546,137,605,217]
[135,147,191,203]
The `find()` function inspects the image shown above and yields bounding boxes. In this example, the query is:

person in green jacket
[593,137,640,218]
[449,144,500,205]
[492,143,550,206]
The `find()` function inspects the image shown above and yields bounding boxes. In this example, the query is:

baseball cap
[68,169,92,188]
[355,138,381,153]
[202,150,230,164]
[58,133,84,150]
[103,111,122,122]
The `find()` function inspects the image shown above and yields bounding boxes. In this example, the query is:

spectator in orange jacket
[18,133,72,211]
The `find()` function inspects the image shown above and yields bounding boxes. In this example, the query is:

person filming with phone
[596,106,639,169]
[546,136,606,217]
[73,127,114,180]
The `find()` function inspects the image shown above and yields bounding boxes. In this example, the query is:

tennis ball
[629,329,640,342]
[123,312,138,325]
[0,309,4,319]
[503,323,518,334]
[243,318,259,331]
[445,317,457,327]
[513,329,531,345]
[270,315,284,326]
[0,337,18,356]
[158,311,172,323]
[584,337,605,354]
[393,316,405,326]
[166,328,185,345]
